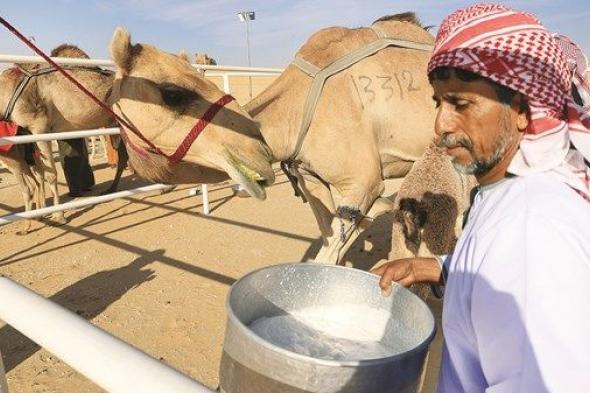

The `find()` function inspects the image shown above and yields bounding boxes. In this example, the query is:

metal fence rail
[0,184,172,225]
[0,55,283,225]
[0,277,214,393]
[0,127,120,145]
[0,54,283,73]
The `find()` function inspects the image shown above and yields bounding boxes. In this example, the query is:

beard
[437,108,515,176]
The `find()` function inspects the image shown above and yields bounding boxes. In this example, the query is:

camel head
[195,53,217,65]
[109,27,274,199]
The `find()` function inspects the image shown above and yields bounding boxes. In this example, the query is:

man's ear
[515,94,529,132]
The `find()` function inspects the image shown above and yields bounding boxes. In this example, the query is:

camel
[389,145,477,261]
[195,53,217,65]
[0,137,45,226]
[0,44,123,230]
[108,12,436,263]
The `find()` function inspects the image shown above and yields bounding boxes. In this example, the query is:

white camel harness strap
[281,25,433,200]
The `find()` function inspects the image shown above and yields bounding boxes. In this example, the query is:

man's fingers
[381,285,392,297]
[379,264,400,292]
[372,264,394,297]
[380,270,412,297]
[374,260,416,296]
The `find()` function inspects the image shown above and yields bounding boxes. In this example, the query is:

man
[373,4,590,392]
[58,138,95,197]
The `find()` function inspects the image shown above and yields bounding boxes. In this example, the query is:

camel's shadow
[0,250,162,372]
[301,211,395,272]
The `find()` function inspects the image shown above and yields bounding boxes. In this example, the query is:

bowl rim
[224,262,437,367]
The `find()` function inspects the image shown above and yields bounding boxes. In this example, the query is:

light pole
[237,11,255,98]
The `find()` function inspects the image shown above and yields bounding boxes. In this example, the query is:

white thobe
[438,172,590,393]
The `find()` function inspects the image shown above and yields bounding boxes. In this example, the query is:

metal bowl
[220,263,436,393]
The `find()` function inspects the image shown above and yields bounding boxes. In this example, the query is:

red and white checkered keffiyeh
[553,33,590,110]
[428,3,590,199]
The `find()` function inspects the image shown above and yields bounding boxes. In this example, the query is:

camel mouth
[235,160,270,200]
[223,150,271,200]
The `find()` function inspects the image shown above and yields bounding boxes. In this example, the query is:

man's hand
[371,257,443,297]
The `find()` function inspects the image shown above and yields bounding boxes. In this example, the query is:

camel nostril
[257,179,269,188]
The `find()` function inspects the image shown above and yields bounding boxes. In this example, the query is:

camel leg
[1,150,37,234]
[15,171,36,235]
[290,169,335,243]
[32,161,46,209]
[314,196,394,264]
[36,140,66,224]
[311,168,386,264]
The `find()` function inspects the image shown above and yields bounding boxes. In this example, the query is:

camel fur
[389,145,477,261]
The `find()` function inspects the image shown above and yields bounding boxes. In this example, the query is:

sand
[0,74,443,392]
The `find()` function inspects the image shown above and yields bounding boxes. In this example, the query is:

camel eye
[161,87,187,107]
[159,84,198,108]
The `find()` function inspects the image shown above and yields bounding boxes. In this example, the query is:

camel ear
[110,27,133,75]
[178,49,190,63]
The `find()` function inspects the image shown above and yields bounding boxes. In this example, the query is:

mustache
[437,133,474,151]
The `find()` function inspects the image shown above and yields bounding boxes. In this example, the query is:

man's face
[431,72,524,179]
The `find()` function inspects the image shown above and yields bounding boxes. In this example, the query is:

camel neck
[244,68,312,163]
[246,100,301,163]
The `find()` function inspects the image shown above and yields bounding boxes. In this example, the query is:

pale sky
[2,1,589,68]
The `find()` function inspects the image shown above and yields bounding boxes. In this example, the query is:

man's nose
[435,105,457,137]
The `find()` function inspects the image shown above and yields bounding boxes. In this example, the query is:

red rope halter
[0,16,235,165]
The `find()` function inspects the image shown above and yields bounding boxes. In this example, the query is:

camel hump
[50,44,90,59]
[373,11,421,25]
[295,11,433,69]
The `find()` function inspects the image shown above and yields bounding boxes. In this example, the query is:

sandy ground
[0,159,443,393]
[0,74,443,392]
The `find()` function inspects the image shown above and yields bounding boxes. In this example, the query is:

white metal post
[237,11,255,99]
[222,74,231,94]
[201,184,210,215]
[245,18,253,98]
[0,277,214,393]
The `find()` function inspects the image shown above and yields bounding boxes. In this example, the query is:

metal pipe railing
[0,54,114,67]
[206,71,282,77]
[0,127,120,146]
[0,54,283,73]
[0,184,172,224]
[0,277,215,393]
[0,129,213,221]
